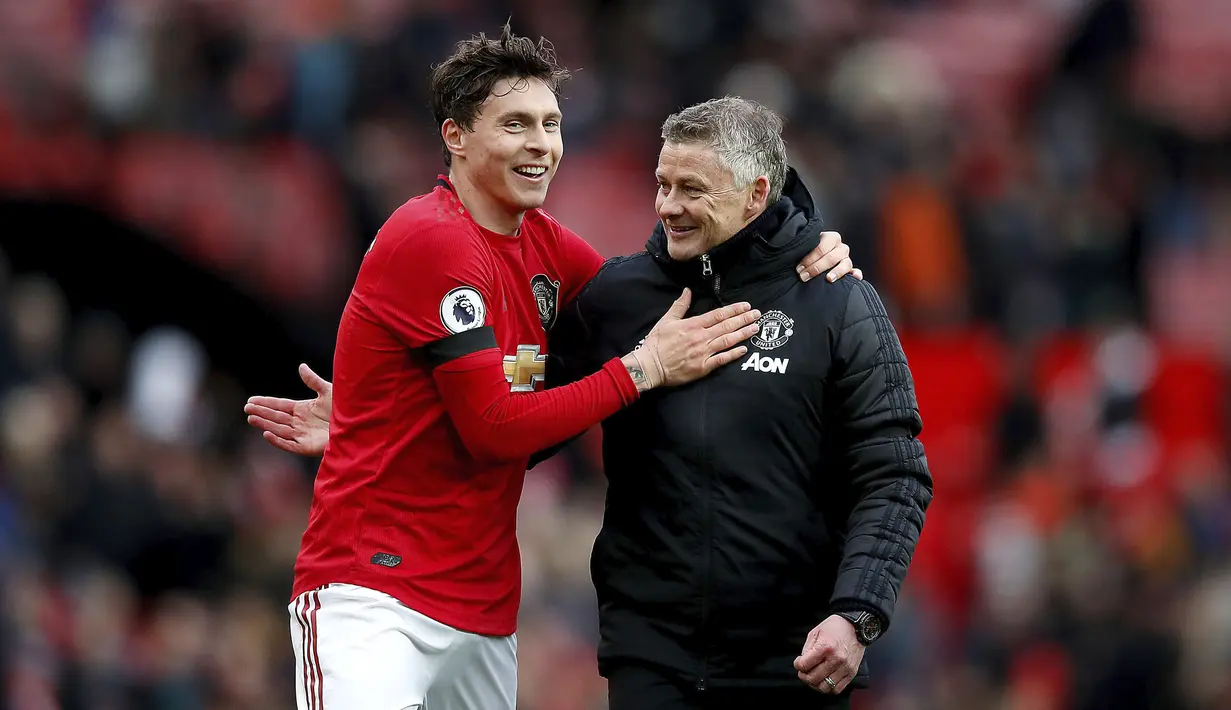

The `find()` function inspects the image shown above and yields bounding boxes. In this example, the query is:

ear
[442,119,465,162]
[746,176,771,216]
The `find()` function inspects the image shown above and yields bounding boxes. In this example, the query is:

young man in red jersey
[260,26,777,710]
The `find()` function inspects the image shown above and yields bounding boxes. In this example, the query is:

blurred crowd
[2,0,1231,709]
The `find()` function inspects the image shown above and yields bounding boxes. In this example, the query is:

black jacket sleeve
[527,283,605,469]
[826,278,933,629]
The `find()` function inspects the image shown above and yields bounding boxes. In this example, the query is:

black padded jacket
[543,169,933,691]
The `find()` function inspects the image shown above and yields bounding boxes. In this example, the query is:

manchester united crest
[530,274,560,331]
[751,309,794,350]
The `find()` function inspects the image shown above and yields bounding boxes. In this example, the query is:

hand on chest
[622,296,823,384]
[611,294,830,456]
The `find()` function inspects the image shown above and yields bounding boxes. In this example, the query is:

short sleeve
[355,222,498,349]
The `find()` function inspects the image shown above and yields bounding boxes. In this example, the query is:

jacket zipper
[700,253,724,303]
[697,254,717,693]
[697,378,711,692]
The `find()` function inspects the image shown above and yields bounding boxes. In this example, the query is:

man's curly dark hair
[429,23,571,167]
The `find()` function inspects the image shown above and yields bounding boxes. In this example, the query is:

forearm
[434,350,639,462]
[829,433,932,625]
[826,279,933,625]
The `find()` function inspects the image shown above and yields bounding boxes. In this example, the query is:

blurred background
[0,0,1229,708]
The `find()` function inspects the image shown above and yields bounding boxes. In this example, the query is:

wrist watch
[836,611,883,646]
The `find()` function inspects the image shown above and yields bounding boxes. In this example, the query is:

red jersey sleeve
[360,219,639,463]
[357,222,497,346]
[431,354,637,462]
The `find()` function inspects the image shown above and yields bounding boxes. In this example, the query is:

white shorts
[288,583,517,710]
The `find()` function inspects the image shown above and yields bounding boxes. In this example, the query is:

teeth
[515,166,546,176]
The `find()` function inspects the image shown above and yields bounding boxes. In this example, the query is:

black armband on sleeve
[420,327,499,368]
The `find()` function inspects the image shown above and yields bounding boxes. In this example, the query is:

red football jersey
[292,177,630,636]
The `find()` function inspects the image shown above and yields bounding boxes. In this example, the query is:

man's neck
[448,168,524,235]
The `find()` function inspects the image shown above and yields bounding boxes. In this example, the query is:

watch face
[861,615,882,641]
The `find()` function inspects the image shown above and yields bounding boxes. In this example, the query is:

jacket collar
[646,166,822,291]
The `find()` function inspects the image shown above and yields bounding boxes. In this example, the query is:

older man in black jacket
[543,97,933,710]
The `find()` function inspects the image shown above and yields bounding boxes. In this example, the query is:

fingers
[803,627,820,657]
[247,414,299,441]
[796,638,859,695]
[808,245,849,282]
[831,669,855,694]
[796,233,850,283]
[795,641,829,673]
[852,267,864,281]
[299,363,331,394]
[245,397,296,416]
[704,345,749,371]
[802,653,843,687]
[799,669,850,695]
[799,657,845,694]
[663,288,692,321]
[695,301,752,329]
[703,307,760,337]
[801,657,853,695]
[818,229,841,253]
[244,402,294,426]
[708,321,762,352]
[792,634,819,682]
[262,430,307,455]
[829,256,854,282]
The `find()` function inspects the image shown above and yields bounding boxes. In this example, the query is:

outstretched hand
[244,363,333,457]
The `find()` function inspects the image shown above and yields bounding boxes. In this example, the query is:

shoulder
[368,189,485,264]
[830,277,889,330]
[595,252,657,282]
[786,273,867,328]
[580,252,657,300]
[558,252,657,328]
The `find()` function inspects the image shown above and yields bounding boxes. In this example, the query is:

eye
[685,186,703,197]
[544,120,560,131]
[506,121,524,130]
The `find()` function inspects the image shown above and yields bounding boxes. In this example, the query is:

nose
[524,123,548,155]
[658,188,684,218]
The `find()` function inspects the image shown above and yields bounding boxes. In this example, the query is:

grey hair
[660,96,788,204]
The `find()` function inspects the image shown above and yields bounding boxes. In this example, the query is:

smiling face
[444,76,563,223]
[654,141,770,261]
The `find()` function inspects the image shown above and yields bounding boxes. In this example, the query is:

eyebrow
[657,173,708,188]
[496,110,562,123]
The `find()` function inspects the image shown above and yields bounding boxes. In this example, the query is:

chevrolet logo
[503,344,546,392]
